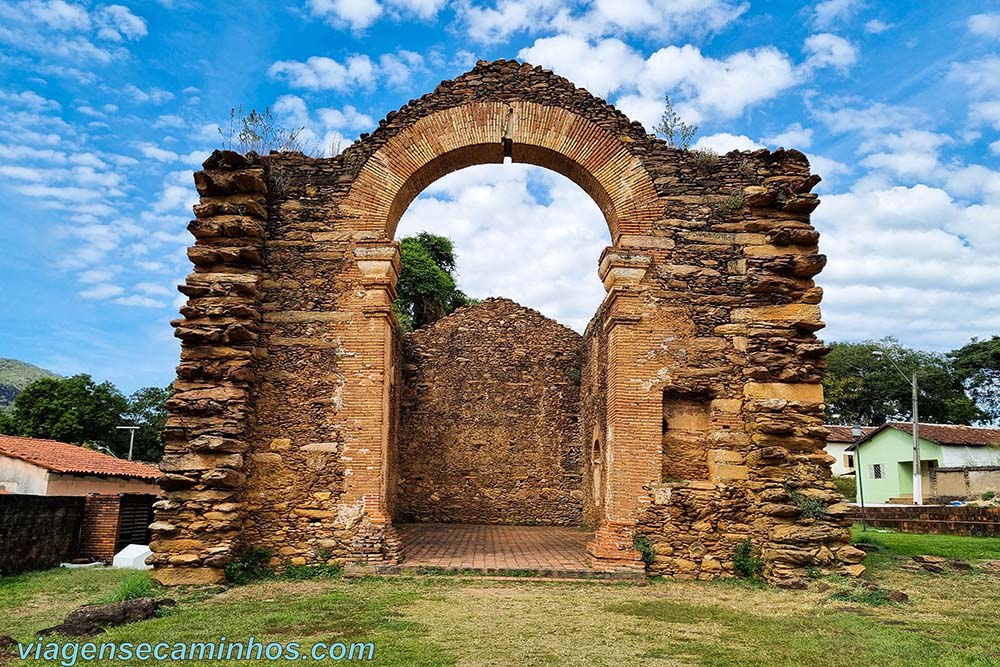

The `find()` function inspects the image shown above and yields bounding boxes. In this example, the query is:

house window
[869,464,883,480]
[844,454,855,469]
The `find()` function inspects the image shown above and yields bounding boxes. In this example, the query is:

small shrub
[738,159,756,177]
[691,148,719,171]
[711,188,746,216]
[982,490,996,501]
[107,572,153,602]
[787,487,828,520]
[733,539,764,579]
[569,367,582,385]
[833,476,857,502]
[282,562,344,580]
[225,546,274,585]
[633,534,656,566]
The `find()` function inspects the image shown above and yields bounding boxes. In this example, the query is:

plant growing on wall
[654,95,698,150]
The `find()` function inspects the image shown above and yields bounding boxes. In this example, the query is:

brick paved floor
[397,523,593,571]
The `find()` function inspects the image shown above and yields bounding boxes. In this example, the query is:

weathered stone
[154,59,844,587]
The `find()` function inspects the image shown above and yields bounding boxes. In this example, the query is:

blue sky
[1,0,999,393]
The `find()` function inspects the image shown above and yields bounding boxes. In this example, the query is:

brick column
[80,494,122,563]
[588,250,661,570]
[339,240,401,562]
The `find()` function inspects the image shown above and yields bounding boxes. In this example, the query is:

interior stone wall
[397,298,583,525]
[151,58,860,588]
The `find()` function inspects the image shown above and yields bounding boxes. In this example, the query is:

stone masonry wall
[154,59,857,586]
[398,298,583,525]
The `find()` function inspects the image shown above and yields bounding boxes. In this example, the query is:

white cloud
[461,0,747,44]
[864,19,892,34]
[968,13,1000,38]
[638,44,796,122]
[137,142,179,162]
[518,35,645,97]
[990,140,1000,156]
[763,122,813,149]
[24,0,92,31]
[269,55,375,90]
[811,100,919,135]
[152,170,197,214]
[378,50,424,87]
[520,38,797,127]
[124,84,174,104]
[95,4,147,41]
[948,56,1000,95]
[153,114,186,129]
[691,132,763,153]
[80,282,124,300]
[811,0,862,29]
[0,89,60,111]
[858,130,951,180]
[135,282,173,296]
[814,184,1000,348]
[970,100,1000,129]
[802,33,858,72]
[317,105,373,131]
[114,294,165,307]
[398,164,609,332]
[307,0,382,30]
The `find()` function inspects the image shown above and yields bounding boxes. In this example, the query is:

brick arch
[340,100,662,243]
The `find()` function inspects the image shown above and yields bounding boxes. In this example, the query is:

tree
[122,385,172,461]
[0,375,172,461]
[824,338,984,426]
[393,232,471,331]
[949,336,1000,423]
[654,95,698,149]
[1,375,128,452]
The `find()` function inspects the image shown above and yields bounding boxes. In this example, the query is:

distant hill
[0,359,60,409]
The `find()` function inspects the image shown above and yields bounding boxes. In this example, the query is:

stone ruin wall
[151,59,864,588]
[398,298,583,525]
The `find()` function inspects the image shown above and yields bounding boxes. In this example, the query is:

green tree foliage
[824,339,984,426]
[122,384,172,461]
[0,375,171,461]
[654,95,698,149]
[394,232,471,331]
[949,336,1000,422]
[1,375,128,451]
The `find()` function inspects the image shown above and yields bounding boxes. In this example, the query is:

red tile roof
[881,422,1000,447]
[0,435,160,480]
[825,425,878,443]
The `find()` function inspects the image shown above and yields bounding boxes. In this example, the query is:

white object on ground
[112,544,152,569]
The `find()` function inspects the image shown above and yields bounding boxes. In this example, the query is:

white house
[0,434,160,496]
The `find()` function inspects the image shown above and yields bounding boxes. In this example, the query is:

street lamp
[852,424,867,530]
[116,425,139,461]
[872,349,923,505]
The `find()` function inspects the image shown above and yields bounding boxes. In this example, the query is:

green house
[848,423,1000,504]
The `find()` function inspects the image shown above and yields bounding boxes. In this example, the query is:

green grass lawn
[2,529,999,667]
[852,525,1000,561]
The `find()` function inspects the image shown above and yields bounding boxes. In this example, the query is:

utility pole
[116,425,139,461]
[873,349,923,505]
[852,424,867,530]
[911,370,922,505]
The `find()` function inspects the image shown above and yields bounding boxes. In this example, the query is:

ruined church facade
[150,59,863,588]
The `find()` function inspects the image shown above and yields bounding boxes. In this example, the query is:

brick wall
[397,298,583,525]
[79,493,123,562]
[851,504,1000,537]
[0,495,85,575]
[153,58,853,587]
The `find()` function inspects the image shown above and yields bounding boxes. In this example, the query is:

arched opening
[387,161,611,570]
